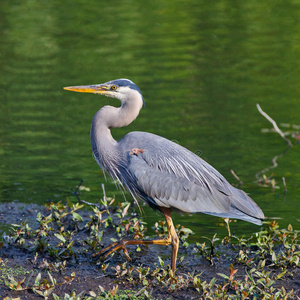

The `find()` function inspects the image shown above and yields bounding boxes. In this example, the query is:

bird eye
[111,85,117,90]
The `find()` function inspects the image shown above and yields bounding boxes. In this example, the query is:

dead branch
[255,147,290,180]
[256,104,293,148]
[230,169,243,186]
[282,177,287,194]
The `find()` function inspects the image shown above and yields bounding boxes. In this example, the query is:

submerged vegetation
[0,190,299,299]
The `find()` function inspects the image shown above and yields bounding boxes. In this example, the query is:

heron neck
[90,102,141,171]
[90,107,118,159]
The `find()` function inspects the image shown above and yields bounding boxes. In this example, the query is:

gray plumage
[64,78,265,271]
[65,78,264,226]
[118,132,264,225]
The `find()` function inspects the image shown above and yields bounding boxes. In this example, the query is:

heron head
[64,78,145,106]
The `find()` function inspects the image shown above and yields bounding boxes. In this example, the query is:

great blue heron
[64,79,265,272]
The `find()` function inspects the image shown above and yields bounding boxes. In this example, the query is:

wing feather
[118,131,264,224]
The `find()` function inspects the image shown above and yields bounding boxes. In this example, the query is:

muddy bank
[0,201,299,299]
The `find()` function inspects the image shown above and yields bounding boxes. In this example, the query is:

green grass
[1,193,299,299]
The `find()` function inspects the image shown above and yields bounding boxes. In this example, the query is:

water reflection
[0,0,299,237]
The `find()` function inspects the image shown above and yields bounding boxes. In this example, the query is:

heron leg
[94,207,179,272]
[160,207,179,272]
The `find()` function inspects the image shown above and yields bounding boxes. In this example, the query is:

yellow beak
[63,84,109,94]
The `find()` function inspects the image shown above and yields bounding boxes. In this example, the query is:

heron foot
[129,148,144,156]
[93,240,132,261]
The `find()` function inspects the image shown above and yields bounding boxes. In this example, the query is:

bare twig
[101,183,107,201]
[282,177,287,194]
[74,179,84,201]
[80,199,100,207]
[101,183,113,218]
[230,169,243,186]
[224,218,231,239]
[255,147,290,180]
[256,104,293,148]
[74,179,100,207]
[282,177,287,201]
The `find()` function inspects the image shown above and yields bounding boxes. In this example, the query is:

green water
[1,0,299,238]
